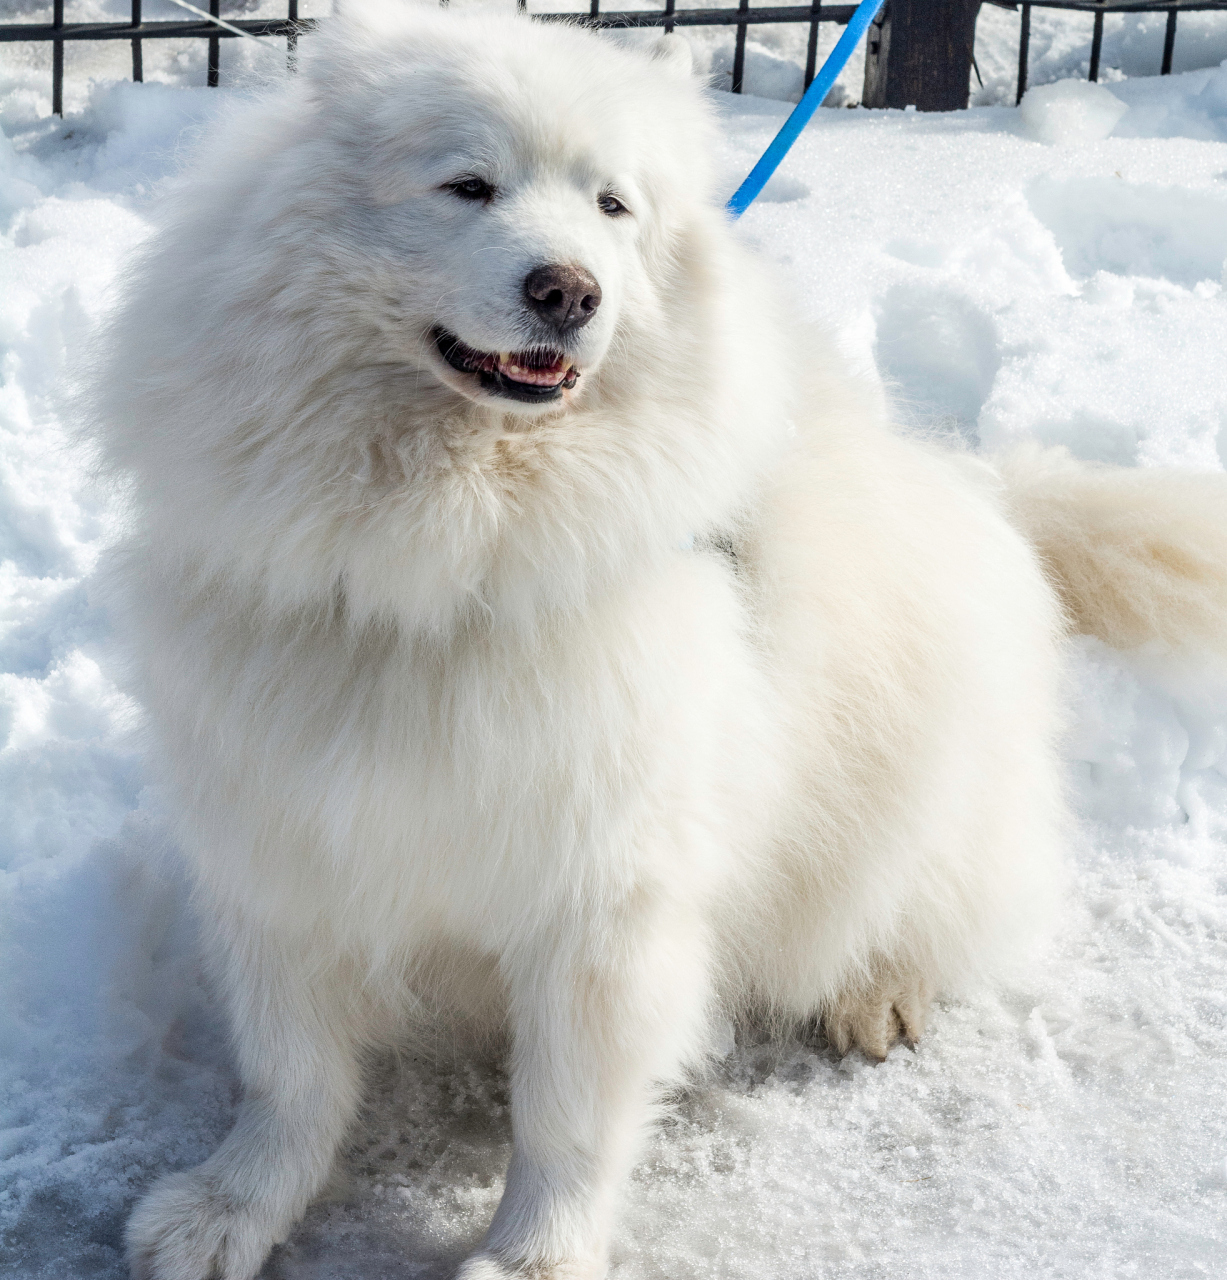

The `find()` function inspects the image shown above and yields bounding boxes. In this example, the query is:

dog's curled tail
[997,443,1227,654]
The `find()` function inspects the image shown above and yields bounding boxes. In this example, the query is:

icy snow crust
[3,54,1227,1280]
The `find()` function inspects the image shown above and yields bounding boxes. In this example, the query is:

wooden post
[863,0,982,112]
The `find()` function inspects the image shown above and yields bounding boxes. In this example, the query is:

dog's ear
[647,33,694,79]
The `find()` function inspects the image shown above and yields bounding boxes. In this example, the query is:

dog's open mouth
[432,327,579,403]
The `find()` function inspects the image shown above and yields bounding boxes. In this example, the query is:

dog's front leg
[126,922,370,1280]
[460,897,712,1280]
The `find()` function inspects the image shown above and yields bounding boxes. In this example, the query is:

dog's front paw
[825,970,931,1061]
[456,1251,605,1280]
[126,1168,286,1280]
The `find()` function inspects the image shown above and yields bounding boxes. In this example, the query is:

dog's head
[296,2,718,416]
[102,3,782,632]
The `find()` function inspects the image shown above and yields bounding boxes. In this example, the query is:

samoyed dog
[96,5,1227,1278]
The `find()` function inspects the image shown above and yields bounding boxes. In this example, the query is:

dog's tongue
[495,351,570,388]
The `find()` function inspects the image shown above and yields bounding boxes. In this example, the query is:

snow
[3,17,1227,1280]
[1020,79,1129,146]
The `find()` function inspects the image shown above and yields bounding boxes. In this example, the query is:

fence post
[131,0,143,82]
[803,0,823,90]
[862,0,982,111]
[52,0,63,116]
[1161,9,1177,74]
[1088,0,1105,82]
[287,0,298,72]
[208,0,220,86]
[731,0,750,94]
[1016,2,1030,103]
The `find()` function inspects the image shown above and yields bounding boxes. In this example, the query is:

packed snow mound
[1020,78,1129,145]
[2,54,1227,1280]
[1112,58,1227,142]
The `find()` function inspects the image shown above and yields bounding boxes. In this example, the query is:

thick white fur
[93,6,1227,1279]
[1000,442,1227,654]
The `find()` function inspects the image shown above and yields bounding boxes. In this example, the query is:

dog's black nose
[524,264,602,333]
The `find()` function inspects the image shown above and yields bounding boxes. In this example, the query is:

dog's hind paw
[824,971,931,1061]
[126,1169,285,1280]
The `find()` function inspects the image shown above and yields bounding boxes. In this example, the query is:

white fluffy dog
[95,6,1227,1278]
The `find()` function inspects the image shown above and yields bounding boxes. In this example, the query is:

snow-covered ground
[3,14,1227,1280]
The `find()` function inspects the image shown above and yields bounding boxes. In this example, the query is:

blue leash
[726,0,886,218]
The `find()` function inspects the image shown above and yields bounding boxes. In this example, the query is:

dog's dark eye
[597,192,628,217]
[447,177,495,202]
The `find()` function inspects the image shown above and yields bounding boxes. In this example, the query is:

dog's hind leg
[126,922,371,1280]
[458,897,713,1280]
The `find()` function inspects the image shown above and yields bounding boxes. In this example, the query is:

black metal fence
[0,1,865,114]
[0,0,309,113]
[0,0,1224,117]
[1002,1,1227,103]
